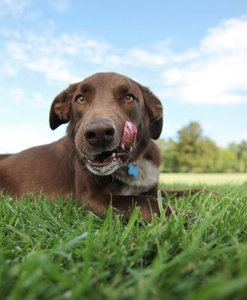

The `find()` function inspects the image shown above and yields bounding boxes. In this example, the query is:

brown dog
[0,72,207,222]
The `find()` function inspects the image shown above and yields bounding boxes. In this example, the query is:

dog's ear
[141,86,163,140]
[49,83,78,130]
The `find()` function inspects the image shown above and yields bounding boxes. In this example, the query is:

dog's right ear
[49,83,78,130]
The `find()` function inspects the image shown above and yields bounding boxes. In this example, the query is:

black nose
[84,119,116,148]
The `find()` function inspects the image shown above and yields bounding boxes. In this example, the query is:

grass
[0,180,247,300]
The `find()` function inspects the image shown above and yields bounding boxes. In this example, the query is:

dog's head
[50,72,163,176]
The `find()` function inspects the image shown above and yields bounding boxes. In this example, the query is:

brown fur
[0,72,213,222]
[0,154,12,161]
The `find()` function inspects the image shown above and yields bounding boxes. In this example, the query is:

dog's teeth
[111,153,116,157]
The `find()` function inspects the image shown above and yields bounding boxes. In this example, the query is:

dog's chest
[114,159,159,195]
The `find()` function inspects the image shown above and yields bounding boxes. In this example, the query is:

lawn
[160,172,247,185]
[0,177,247,299]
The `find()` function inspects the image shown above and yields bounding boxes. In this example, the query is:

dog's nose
[84,119,116,148]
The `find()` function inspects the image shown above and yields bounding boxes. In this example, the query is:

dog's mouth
[87,149,129,168]
[86,121,137,175]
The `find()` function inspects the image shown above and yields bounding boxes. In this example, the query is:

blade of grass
[121,207,140,244]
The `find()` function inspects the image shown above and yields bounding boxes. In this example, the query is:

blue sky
[0,0,247,153]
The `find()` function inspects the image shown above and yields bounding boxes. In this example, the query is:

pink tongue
[120,121,137,151]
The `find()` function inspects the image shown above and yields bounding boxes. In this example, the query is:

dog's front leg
[84,193,174,223]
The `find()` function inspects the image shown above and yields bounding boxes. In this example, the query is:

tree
[155,138,176,172]
[216,148,238,172]
[157,123,246,173]
[197,138,219,172]
[229,140,247,172]
[173,122,205,172]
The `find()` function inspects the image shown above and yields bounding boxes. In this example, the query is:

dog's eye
[124,94,135,103]
[76,96,85,104]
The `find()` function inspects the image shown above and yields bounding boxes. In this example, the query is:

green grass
[0,182,247,300]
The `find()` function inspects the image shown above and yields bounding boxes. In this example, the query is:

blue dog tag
[128,163,139,178]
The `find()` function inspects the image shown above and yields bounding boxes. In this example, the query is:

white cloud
[0,28,195,84]
[0,126,49,153]
[162,68,184,85]
[1,15,247,106]
[127,48,167,66]
[27,57,81,83]
[6,41,29,60]
[52,0,70,12]
[0,124,66,153]
[162,16,247,105]
[10,89,50,107]
[10,89,25,103]
[1,30,114,83]
[0,108,7,113]
[0,62,18,76]
[200,17,247,54]
[0,0,31,16]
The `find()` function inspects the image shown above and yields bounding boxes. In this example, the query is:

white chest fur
[114,159,159,195]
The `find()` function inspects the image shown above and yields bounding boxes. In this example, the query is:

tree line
[156,122,247,173]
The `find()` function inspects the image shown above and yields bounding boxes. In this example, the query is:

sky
[0,0,247,153]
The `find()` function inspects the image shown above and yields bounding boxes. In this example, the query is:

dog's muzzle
[84,121,137,175]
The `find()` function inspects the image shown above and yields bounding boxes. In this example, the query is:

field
[0,174,247,299]
[160,173,247,185]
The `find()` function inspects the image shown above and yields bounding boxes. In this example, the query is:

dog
[0,72,211,222]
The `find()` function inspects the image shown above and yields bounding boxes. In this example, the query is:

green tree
[229,140,247,172]
[157,123,246,173]
[216,148,238,172]
[156,138,176,172]
[172,122,205,172]
[197,138,219,172]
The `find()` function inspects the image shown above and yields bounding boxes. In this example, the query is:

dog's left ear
[49,83,78,130]
[141,86,163,140]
